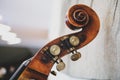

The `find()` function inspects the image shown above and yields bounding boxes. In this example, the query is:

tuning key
[71,51,81,61]
[56,59,65,71]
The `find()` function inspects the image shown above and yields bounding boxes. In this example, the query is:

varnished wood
[11,4,100,80]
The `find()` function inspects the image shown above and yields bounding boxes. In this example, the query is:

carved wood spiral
[66,5,90,30]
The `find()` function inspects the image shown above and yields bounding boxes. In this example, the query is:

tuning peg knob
[71,52,81,61]
[56,59,65,71]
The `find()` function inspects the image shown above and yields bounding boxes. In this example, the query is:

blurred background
[0,0,54,79]
[0,0,52,47]
[0,0,120,80]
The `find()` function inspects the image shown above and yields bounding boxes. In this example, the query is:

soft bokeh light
[0,24,11,33]
[7,37,21,44]
[0,24,21,44]
[1,32,17,40]
[0,67,7,78]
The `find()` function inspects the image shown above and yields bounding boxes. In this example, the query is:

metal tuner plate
[50,45,61,56]
[69,36,80,46]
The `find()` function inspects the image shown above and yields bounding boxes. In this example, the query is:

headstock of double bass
[10,4,100,80]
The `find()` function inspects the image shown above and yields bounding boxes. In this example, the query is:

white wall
[0,0,52,29]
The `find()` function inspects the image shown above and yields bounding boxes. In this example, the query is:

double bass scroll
[10,4,100,80]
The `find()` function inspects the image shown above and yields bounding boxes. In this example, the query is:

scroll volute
[65,4,100,49]
[18,4,100,80]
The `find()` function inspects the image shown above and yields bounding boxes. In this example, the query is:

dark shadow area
[0,46,34,80]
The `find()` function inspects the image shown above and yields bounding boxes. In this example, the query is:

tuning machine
[69,35,80,46]
[56,59,65,71]
[71,50,81,61]
[52,56,65,71]
[50,45,61,56]
[69,36,81,61]
[50,59,65,76]
[49,45,65,71]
